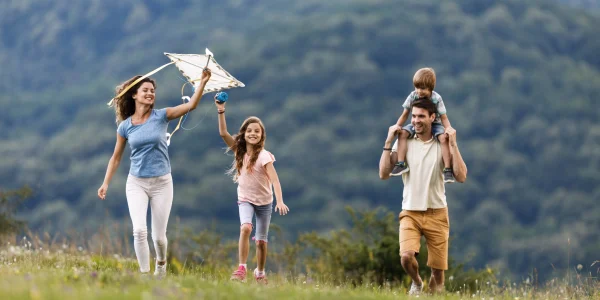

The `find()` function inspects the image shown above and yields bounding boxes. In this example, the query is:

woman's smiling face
[133,82,155,105]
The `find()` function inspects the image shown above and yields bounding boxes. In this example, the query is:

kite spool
[215,92,228,104]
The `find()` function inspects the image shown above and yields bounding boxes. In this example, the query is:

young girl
[97,69,211,277]
[215,97,289,284]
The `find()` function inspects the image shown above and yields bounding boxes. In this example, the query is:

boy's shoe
[408,282,423,296]
[443,168,455,183]
[391,162,409,176]
[254,268,268,285]
[154,262,167,279]
[230,265,247,282]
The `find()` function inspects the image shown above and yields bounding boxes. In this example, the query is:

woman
[98,69,211,277]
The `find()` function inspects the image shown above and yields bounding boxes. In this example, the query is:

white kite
[165,49,245,94]
[107,49,245,145]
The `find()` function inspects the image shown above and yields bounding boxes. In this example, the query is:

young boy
[390,68,455,183]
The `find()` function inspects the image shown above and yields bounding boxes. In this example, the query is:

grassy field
[1,239,598,299]
[0,249,410,300]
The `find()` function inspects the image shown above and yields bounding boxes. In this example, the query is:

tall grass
[0,233,598,299]
[0,206,598,299]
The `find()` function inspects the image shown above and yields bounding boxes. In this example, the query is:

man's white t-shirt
[392,135,446,210]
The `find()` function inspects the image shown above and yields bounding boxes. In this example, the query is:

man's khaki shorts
[399,207,450,270]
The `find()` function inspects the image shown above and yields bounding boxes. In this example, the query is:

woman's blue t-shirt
[117,109,171,178]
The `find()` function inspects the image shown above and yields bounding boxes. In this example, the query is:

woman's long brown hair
[112,76,156,123]
[227,117,266,182]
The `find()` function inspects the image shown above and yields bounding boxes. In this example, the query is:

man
[379,98,467,295]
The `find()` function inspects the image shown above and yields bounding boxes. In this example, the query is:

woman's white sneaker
[154,261,167,279]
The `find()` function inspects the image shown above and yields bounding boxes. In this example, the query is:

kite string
[177,75,213,131]
[179,96,212,131]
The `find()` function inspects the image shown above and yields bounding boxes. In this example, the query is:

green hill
[1,0,599,280]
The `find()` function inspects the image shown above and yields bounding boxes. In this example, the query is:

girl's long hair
[227,117,266,182]
[112,76,156,123]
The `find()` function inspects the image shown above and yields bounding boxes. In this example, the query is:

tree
[0,186,32,237]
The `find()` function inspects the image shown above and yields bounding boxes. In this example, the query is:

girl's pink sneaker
[230,265,247,282]
[254,268,268,284]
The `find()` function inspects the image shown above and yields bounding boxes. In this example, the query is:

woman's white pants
[126,173,173,273]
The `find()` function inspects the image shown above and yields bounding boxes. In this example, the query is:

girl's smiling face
[244,123,263,145]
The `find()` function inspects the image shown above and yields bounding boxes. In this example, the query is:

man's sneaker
[230,265,247,282]
[443,168,455,183]
[154,261,167,279]
[391,162,409,176]
[253,268,268,285]
[408,282,423,296]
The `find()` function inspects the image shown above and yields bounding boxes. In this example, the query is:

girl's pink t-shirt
[237,149,276,205]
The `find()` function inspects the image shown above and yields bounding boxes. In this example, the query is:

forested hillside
[1,0,599,280]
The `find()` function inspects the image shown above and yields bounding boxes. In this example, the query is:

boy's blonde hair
[413,68,436,91]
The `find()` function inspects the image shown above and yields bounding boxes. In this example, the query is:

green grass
[1,242,598,299]
[0,252,406,299]
[0,242,417,300]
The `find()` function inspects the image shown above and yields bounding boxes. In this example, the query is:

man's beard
[414,124,430,135]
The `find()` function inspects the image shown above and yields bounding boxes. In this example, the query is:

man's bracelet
[218,111,225,114]
[383,147,392,151]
